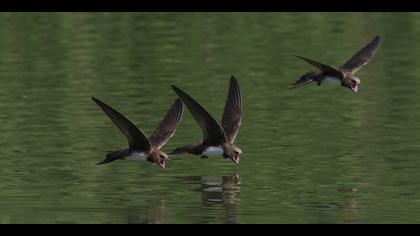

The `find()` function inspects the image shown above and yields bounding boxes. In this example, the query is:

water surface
[1,13,420,223]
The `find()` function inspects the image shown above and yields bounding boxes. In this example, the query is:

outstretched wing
[294,55,343,78]
[92,97,151,152]
[340,35,381,74]
[221,76,242,143]
[149,98,183,149]
[172,85,227,146]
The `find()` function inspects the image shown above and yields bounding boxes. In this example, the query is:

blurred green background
[1,13,420,223]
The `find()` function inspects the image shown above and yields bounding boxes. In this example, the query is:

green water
[1,12,420,224]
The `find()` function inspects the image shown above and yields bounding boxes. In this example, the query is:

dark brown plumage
[340,35,381,74]
[221,77,242,144]
[92,97,183,168]
[171,76,243,164]
[92,97,151,152]
[171,86,226,146]
[149,99,183,149]
[291,35,381,92]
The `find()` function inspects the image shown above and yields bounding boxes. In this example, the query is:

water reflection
[297,187,361,223]
[3,13,420,223]
[126,197,166,224]
[179,174,241,223]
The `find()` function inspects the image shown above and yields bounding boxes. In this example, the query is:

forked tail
[96,149,130,165]
[170,144,198,155]
[290,72,318,89]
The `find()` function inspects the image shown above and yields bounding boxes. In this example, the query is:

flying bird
[92,97,183,169]
[171,76,243,164]
[291,35,381,92]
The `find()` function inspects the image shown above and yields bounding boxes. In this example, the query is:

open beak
[158,159,166,169]
[230,156,240,164]
[351,84,358,93]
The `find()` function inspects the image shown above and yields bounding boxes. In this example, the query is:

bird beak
[230,156,240,164]
[158,159,166,169]
[351,84,358,93]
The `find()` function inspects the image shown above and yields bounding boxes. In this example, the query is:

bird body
[171,76,243,164]
[92,97,183,168]
[291,35,380,93]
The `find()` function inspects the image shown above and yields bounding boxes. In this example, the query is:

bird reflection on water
[126,197,167,224]
[121,175,241,224]
[179,174,241,224]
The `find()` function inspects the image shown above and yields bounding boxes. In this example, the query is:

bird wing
[172,86,227,146]
[339,35,381,74]
[149,98,183,149]
[92,97,151,152]
[294,55,343,78]
[221,76,242,143]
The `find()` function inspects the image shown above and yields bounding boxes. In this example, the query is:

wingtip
[375,35,381,44]
[91,97,102,106]
[293,55,305,60]
[171,85,180,93]
[230,75,239,86]
[171,85,186,98]
[92,97,106,107]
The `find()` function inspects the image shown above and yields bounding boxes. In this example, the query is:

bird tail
[290,72,318,89]
[170,145,196,155]
[96,149,130,165]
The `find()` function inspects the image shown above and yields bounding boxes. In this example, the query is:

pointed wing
[221,76,242,143]
[294,55,343,78]
[92,97,151,152]
[171,86,226,146]
[149,98,183,149]
[340,35,381,74]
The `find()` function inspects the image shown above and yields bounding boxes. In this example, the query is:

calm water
[1,13,420,223]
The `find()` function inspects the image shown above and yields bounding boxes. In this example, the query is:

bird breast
[202,146,224,156]
[125,152,148,161]
[323,76,341,85]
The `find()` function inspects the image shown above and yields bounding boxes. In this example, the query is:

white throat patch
[202,146,224,156]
